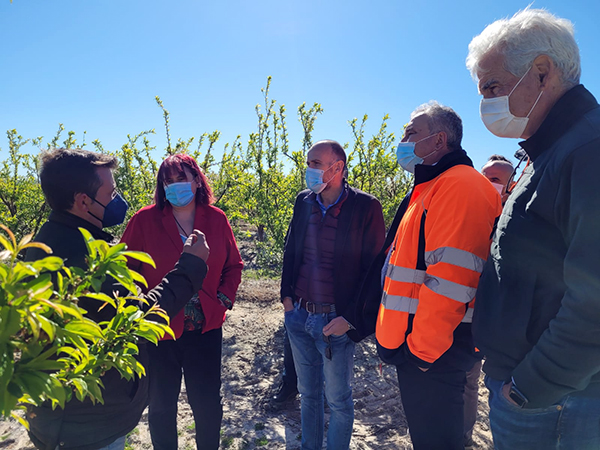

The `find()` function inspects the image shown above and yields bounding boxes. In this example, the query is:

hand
[323,316,350,336]
[502,382,519,406]
[282,297,294,313]
[182,230,210,262]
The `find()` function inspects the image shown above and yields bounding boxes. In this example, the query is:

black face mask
[88,193,129,228]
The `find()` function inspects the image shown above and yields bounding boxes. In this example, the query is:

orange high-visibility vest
[376,164,502,364]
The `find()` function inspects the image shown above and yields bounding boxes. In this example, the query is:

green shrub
[0,224,172,427]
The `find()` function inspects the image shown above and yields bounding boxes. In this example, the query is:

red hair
[155,154,215,209]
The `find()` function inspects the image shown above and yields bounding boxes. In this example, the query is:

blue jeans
[285,302,355,450]
[485,376,600,449]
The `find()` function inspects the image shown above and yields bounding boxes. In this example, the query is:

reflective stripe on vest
[386,265,426,284]
[381,291,419,314]
[382,292,474,322]
[461,307,474,323]
[424,246,486,274]
[423,274,477,304]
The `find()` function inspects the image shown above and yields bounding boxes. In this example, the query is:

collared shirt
[316,184,347,216]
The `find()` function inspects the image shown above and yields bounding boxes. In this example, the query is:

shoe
[271,382,298,403]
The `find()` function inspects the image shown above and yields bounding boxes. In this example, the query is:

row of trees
[0,78,411,272]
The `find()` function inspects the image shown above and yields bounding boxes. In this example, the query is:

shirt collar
[316,184,347,213]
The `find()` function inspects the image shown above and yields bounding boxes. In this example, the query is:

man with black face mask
[24,148,210,450]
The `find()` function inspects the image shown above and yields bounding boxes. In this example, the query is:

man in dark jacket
[24,148,210,450]
[281,140,385,450]
[467,8,600,449]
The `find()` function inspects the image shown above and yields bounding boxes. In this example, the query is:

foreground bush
[0,225,171,427]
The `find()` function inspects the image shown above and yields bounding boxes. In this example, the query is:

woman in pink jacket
[121,153,243,450]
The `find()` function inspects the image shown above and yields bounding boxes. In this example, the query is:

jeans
[148,328,223,450]
[285,301,355,450]
[485,376,600,450]
[282,324,298,387]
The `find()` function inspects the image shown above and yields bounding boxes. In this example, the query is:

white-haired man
[467,8,600,449]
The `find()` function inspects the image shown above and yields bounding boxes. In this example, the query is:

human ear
[73,192,91,212]
[533,55,553,87]
[436,131,448,150]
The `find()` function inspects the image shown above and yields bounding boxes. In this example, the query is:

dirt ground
[0,277,493,450]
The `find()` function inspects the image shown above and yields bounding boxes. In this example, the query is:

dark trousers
[463,359,482,446]
[282,325,298,387]
[148,328,223,450]
[396,361,466,450]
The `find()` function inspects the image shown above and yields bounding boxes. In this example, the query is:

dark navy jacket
[474,85,600,408]
[25,211,207,450]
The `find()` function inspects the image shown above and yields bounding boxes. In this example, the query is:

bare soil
[0,277,493,450]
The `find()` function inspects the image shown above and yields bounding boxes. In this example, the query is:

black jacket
[280,184,385,342]
[474,85,600,408]
[24,211,207,450]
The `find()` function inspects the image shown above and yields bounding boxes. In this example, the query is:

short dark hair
[155,153,215,209]
[488,154,514,165]
[39,148,117,212]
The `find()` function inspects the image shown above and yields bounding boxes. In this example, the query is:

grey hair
[466,8,580,88]
[410,101,463,151]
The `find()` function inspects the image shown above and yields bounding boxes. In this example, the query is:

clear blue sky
[2,0,599,170]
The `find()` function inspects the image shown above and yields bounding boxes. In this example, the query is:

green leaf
[71,378,88,401]
[105,243,127,258]
[129,269,148,288]
[121,250,156,268]
[65,319,103,341]
[0,306,22,341]
[78,228,96,260]
[30,256,64,272]
[85,377,104,405]
[84,292,117,309]
[15,372,51,401]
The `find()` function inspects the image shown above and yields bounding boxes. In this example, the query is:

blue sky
[1,0,599,170]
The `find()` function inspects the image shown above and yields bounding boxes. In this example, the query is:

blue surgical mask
[90,193,129,228]
[395,134,438,174]
[165,182,195,207]
[305,167,327,194]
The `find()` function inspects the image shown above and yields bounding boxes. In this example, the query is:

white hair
[410,101,463,151]
[466,8,581,88]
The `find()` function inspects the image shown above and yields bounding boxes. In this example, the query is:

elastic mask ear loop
[323,161,340,185]
[508,66,532,97]
[417,133,440,160]
[526,91,544,118]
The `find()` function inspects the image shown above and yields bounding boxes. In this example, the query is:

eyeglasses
[323,334,332,360]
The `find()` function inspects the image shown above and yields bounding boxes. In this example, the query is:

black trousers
[148,328,223,450]
[396,361,466,450]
